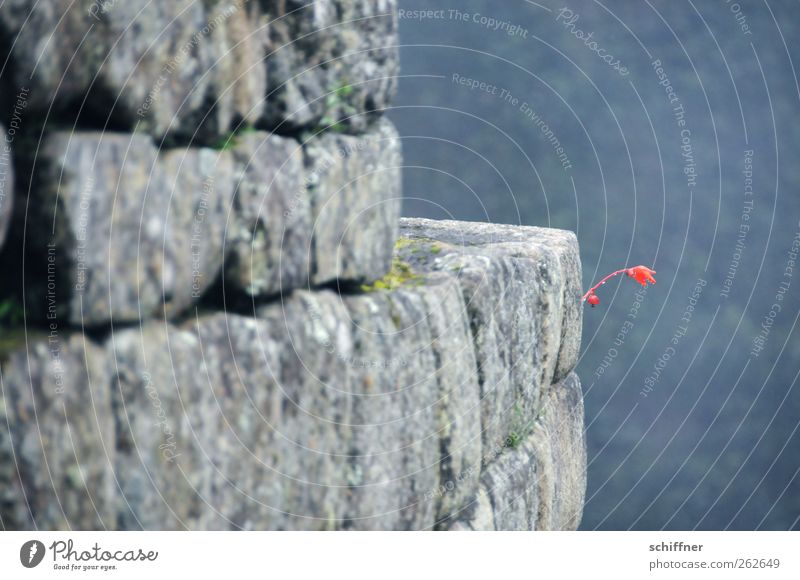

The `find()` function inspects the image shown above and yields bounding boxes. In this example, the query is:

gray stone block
[448,372,586,531]
[25,132,234,326]
[225,131,310,296]
[18,121,401,324]
[398,218,582,452]
[0,0,208,139]
[0,335,114,530]
[110,293,357,530]
[481,438,541,531]
[341,289,439,530]
[262,0,399,133]
[225,118,402,297]
[531,372,586,530]
[205,1,270,137]
[306,118,402,286]
[415,275,483,527]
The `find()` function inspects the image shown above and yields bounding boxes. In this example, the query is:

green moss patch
[503,403,537,450]
[360,257,424,292]
[212,125,259,151]
[394,236,445,257]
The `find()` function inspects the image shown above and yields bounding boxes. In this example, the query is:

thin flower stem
[582,268,628,302]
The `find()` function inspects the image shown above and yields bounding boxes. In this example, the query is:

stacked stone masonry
[0,0,398,140]
[0,0,587,531]
[1,219,585,530]
[13,119,400,326]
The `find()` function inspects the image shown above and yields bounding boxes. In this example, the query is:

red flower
[582,265,657,308]
[626,265,657,287]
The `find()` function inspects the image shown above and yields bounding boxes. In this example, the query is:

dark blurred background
[388,0,800,530]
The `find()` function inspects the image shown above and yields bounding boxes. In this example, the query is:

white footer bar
[1,531,797,578]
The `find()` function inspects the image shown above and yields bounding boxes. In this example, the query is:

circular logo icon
[20,540,45,568]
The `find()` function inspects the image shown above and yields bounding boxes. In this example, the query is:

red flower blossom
[626,265,657,287]
[582,265,656,308]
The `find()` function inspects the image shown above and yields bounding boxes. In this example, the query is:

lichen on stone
[360,256,423,292]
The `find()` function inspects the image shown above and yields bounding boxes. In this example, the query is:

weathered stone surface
[33,132,167,325]
[1,287,433,530]
[341,289,439,530]
[398,218,582,453]
[225,131,310,296]
[448,488,494,531]
[448,372,585,531]
[224,119,402,297]
[448,438,540,532]
[0,335,114,530]
[0,1,209,139]
[23,132,234,326]
[243,292,356,530]
[480,439,541,531]
[108,293,357,530]
[109,295,352,530]
[0,0,270,141]
[205,1,270,138]
[306,118,402,286]
[415,275,483,528]
[160,147,236,317]
[0,282,482,530]
[0,220,585,531]
[262,0,399,133]
[531,372,586,530]
[15,121,401,323]
[110,322,213,530]
[0,125,11,251]
[0,0,398,140]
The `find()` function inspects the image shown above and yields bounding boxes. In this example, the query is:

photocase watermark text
[556,7,629,76]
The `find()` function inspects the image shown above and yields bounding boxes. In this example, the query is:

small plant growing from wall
[0,297,25,329]
[320,80,357,133]
[582,265,656,307]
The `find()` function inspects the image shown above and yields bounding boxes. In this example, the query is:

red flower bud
[587,294,600,307]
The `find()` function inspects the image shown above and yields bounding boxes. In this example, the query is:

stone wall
[0,1,586,530]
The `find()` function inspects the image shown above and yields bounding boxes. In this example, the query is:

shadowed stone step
[10,119,401,326]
